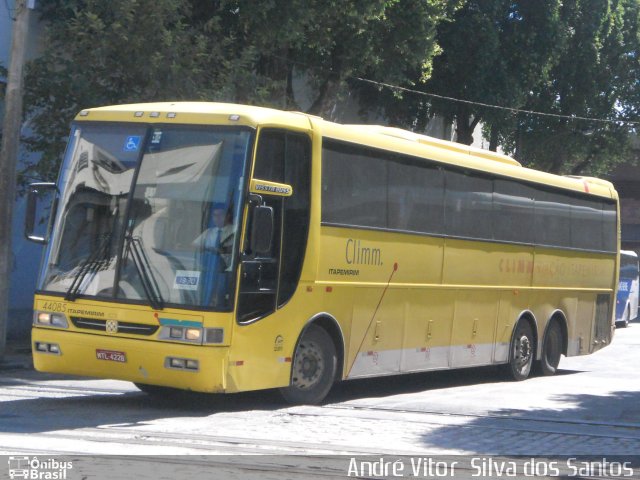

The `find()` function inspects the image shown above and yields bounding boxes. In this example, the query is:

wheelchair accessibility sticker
[124,136,141,152]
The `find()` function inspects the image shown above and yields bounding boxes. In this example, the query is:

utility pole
[0,0,31,360]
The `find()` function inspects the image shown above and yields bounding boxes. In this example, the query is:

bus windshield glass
[39,123,251,310]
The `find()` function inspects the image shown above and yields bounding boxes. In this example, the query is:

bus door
[237,129,311,323]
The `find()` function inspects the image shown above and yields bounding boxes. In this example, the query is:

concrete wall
[1,1,44,344]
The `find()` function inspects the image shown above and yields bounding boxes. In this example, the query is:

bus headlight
[159,326,203,344]
[169,327,184,339]
[34,312,69,328]
[185,328,201,341]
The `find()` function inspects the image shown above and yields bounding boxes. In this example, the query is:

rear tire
[504,320,534,381]
[537,319,563,376]
[279,325,337,405]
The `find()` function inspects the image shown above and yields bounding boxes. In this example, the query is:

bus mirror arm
[249,205,274,255]
[248,193,263,207]
[25,182,58,244]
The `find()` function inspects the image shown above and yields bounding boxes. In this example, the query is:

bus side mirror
[250,205,274,255]
[25,182,57,244]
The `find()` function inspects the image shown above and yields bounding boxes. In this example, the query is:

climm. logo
[345,239,383,266]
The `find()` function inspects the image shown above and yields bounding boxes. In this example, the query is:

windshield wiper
[124,234,164,310]
[65,233,112,301]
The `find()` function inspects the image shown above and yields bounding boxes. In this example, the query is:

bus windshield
[39,123,251,310]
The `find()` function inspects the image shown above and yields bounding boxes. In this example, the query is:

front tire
[505,320,534,381]
[279,325,337,405]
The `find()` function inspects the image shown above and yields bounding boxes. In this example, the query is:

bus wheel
[537,320,563,376]
[617,306,630,328]
[280,325,337,405]
[505,320,534,381]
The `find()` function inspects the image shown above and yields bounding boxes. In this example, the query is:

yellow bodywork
[32,102,619,393]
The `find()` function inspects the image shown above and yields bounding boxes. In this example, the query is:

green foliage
[23,0,239,180]
[413,0,563,145]
[214,0,458,115]
[498,0,640,175]
[22,0,640,179]
[371,0,639,176]
[24,0,457,181]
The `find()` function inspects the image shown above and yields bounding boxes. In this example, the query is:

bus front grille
[70,317,159,336]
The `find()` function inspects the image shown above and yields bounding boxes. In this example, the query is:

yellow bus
[26,102,619,404]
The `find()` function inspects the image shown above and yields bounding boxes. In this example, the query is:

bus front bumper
[32,328,230,393]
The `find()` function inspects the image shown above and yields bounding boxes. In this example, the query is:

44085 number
[41,301,66,313]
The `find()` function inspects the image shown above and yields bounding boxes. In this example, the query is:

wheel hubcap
[292,340,324,390]
[515,335,532,373]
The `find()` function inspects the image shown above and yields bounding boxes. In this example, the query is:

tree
[23,0,240,182]
[373,0,563,145]
[435,0,565,146]
[211,0,460,117]
[24,0,460,181]
[500,0,640,175]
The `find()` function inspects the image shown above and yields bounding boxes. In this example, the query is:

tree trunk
[489,124,499,151]
[455,111,481,146]
[307,77,342,119]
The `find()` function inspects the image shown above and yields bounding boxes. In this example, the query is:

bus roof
[76,102,617,201]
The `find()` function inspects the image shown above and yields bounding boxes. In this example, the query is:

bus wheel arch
[279,314,344,405]
[505,313,537,381]
[307,314,345,381]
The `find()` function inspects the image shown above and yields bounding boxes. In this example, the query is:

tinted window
[444,170,493,239]
[534,191,572,248]
[320,138,617,253]
[254,131,285,181]
[493,180,535,243]
[279,134,311,306]
[322,141,387,228]
[571,198,604,251]
[602,202,617,252]
[388,158,444,233]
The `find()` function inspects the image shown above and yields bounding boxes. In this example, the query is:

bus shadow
[0,384,287,434]
[325,365,584,403]
[0,366,585,435]
[417,389,640,455]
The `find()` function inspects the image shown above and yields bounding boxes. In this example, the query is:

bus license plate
[96,349,126,363]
